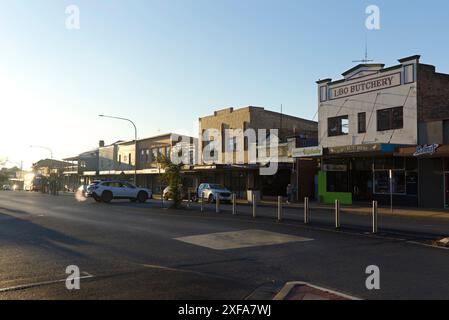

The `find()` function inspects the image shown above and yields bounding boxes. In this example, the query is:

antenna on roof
[352,36,374,64]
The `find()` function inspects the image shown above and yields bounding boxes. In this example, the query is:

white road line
[0,273,94,293]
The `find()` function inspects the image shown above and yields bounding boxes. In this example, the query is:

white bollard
[304,197,309,224]
[187,190,191,208]
[277,196,283,222]
[372,201,378,234]
[252,193,256,218]
[335,199,340,229]
[200,193,204,212]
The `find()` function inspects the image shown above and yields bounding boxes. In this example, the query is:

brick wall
[418,64,449,122]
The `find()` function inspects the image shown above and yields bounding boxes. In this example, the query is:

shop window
[374,170,406,195]
[374,157,405,170]
[377,107,403,131]
[404,64,415,84]
[326,171,349,193]
[406,171,418,195]
[358,112,366,133]
[328,115,349,137]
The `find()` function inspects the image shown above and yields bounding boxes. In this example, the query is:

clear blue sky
[1,0,449,168]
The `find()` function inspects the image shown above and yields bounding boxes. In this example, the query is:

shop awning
[325,143,406,157]
[395,144,449,158]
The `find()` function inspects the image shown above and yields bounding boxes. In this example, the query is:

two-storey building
[317,55,449,208]
[197,106,317,199]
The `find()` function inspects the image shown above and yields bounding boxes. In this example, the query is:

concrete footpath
[235,198,449,221]
[57,190,449,221]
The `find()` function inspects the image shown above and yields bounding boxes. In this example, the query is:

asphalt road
[1,191,449,300]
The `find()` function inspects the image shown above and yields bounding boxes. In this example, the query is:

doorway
[353,170,373,201]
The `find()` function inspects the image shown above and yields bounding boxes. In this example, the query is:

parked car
[2,185,11,191]
[163,186,183,201]
[162,186,194,201]
[196,183,232,203]
[89,180,152,203]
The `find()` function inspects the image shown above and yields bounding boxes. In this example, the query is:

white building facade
[318,56,419,148]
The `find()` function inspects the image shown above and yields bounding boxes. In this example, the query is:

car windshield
[208,184,224,189]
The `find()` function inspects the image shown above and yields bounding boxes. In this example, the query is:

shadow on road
[0,212,90,258]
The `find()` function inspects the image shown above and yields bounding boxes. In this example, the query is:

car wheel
[208,194,215,203]
[93,194,102,202]
[101,191,113,203]
[137,191,148,203]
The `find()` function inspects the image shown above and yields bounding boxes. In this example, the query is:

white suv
[197,183,232,203]
[90,181,152,203]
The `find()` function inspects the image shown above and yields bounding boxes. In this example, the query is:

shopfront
[396,144,449,209]
[320,143,419,206]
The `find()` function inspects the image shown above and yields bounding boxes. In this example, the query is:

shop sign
[291,146,323,158]
[322,164,347,172]
[413,144,439,157]
[329,72,402,100]
[328,143,382,155]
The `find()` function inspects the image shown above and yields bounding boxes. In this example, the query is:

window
[374,170,406,195]
[328,115,349,137]
[166,147,171,159]
[326,171,349,192]
[358,112,366,133]
[404,64,415,84]
[377,107,403,131]
[227,136,237,151]
[319,85,328,102]
[152,148,158,161]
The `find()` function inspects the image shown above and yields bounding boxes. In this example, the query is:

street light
[99,115,138,185]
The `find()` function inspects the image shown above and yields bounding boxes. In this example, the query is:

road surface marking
[274,281,361,300]
[0,272,94,293]
[175,229,313,250]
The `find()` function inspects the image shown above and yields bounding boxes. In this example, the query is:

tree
[157,154,183,209]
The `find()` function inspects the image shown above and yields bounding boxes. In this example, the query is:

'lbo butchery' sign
[330,73,402,100]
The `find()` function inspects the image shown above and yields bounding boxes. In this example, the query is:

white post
[277,196,283,222]
[200,192,204,212]
[216,195,220,213]
[232,193,236,215]
[187,190,191,208]
[372,201,378,234]
[252,193,256,218]
[389,169,393,213]
[335,199,340,229]
[304,197,309,224]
